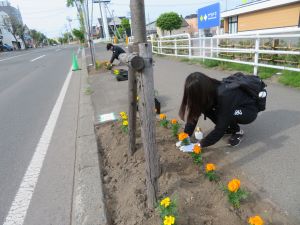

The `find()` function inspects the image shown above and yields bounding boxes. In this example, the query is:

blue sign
[198,3,220,29]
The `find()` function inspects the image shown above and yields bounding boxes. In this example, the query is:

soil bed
[96,121,293,225]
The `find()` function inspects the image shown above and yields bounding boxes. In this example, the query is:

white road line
[55,49,61,52]
[30,55,46,62]
[3,66,73,225]
[0,53,31,62]
[77,48,81,54]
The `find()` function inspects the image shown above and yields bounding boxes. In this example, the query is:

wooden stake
[128,44,137,156]
[130,0,160,208]
[138,42,160,208]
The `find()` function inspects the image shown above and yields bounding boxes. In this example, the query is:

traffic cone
[72,53,80,71]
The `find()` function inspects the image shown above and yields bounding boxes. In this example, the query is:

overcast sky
[8,0,241,38]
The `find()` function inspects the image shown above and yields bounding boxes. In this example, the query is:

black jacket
[110,45,126,63]
[184,84,257,147]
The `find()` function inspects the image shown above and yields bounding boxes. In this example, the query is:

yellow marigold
[206,163,216,172]
[228,179,241,193]
[171,119,177,124]
[248,215,264,225]
[119,111,126,117]
[122,120,128,126]
[178,132,189,141]
[159,113,167,120]
[163,215,175,225]
[160,197,171,208]
[193,144,201,154]
[121,115,128,120]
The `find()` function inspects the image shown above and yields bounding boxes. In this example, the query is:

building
[0,0,24,49]
[221,0,300,34]
[98,16,130,38]
[146,21,157,35]
[0,0,22,24]
[156,17,190,36]
[185,14,198,36]
[0,10,20,49]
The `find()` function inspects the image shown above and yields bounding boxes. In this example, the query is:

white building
[0,0,24,49]
[0,11,20,48]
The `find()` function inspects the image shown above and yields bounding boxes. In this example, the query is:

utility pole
[100,1,110,40]
[82,0,95,66]
[130,0,160,209]
[65,24,70,44]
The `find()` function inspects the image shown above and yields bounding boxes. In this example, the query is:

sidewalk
[89,43,300,223]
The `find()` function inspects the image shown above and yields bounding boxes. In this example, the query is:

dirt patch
[95,121,294,225]
[87,65,109,75]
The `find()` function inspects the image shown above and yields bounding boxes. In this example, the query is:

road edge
[72,47,108,225]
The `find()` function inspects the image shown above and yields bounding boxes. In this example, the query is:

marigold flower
[122,120,128,126]
[193,144,201,154]
[121,115,128,120]
[163,215,175,225]
[171,119,177,124]
[160,197,171,208]
[178,132,189,141]
[119,111,126,117]
[206,163,216,172]
[159,113,167,120]
[228,179,241,193]
[248,215,264,225]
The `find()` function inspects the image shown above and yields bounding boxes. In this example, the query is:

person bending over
[106,43,125,64]
[179,72,259,147]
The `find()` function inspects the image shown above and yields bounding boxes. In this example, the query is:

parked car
[3,44,13,51]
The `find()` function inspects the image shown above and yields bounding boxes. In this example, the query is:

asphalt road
[0,45,80,224]
[90,43,300,223]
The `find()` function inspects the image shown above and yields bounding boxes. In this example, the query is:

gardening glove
[175,141,182,148]
[179,143,196,153]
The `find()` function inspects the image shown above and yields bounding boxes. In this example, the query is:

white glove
[179,143,196,153]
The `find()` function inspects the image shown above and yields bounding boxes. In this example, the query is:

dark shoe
[228,129,244,147]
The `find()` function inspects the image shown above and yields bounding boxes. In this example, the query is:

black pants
[205,105,258,133]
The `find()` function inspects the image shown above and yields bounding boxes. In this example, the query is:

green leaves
[225,188,248,208]
[191,152,203,166]
[72,28,85,43]
[205,171,219,182]
[156,12,182,34]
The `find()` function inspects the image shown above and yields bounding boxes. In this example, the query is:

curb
[72,47,108,225]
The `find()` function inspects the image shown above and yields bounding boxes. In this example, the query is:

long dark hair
[179,72,220,122]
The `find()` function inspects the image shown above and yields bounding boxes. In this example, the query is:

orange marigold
[178,132,189,141]
[248,215,264,225]
[171,119,177,124]
[228,179,241,193]
[159,114,166,120]
[206,163,216,172]
[193,144,201,154]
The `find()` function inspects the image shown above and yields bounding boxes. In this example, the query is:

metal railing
[150,30,300,75]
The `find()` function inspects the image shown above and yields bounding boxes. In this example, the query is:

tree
[72,28,84,43]
[2,15,22,48]
[156,12,182,35]
[66,0,83,13]
[30,29,48,47]
[121,18,131,36]
[48,39,58,45]
[16,24,28,49]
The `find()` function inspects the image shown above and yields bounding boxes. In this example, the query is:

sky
[7,0,243,38]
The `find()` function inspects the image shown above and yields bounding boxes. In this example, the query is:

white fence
[150,31,300,75]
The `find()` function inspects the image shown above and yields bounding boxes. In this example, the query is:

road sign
[198,2,220,29]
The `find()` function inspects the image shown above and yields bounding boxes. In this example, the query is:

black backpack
[222,72,267,112]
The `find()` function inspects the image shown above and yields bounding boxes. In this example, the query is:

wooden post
[138,42,160,208]
[128,44,137,156]
[130,0,160,209]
